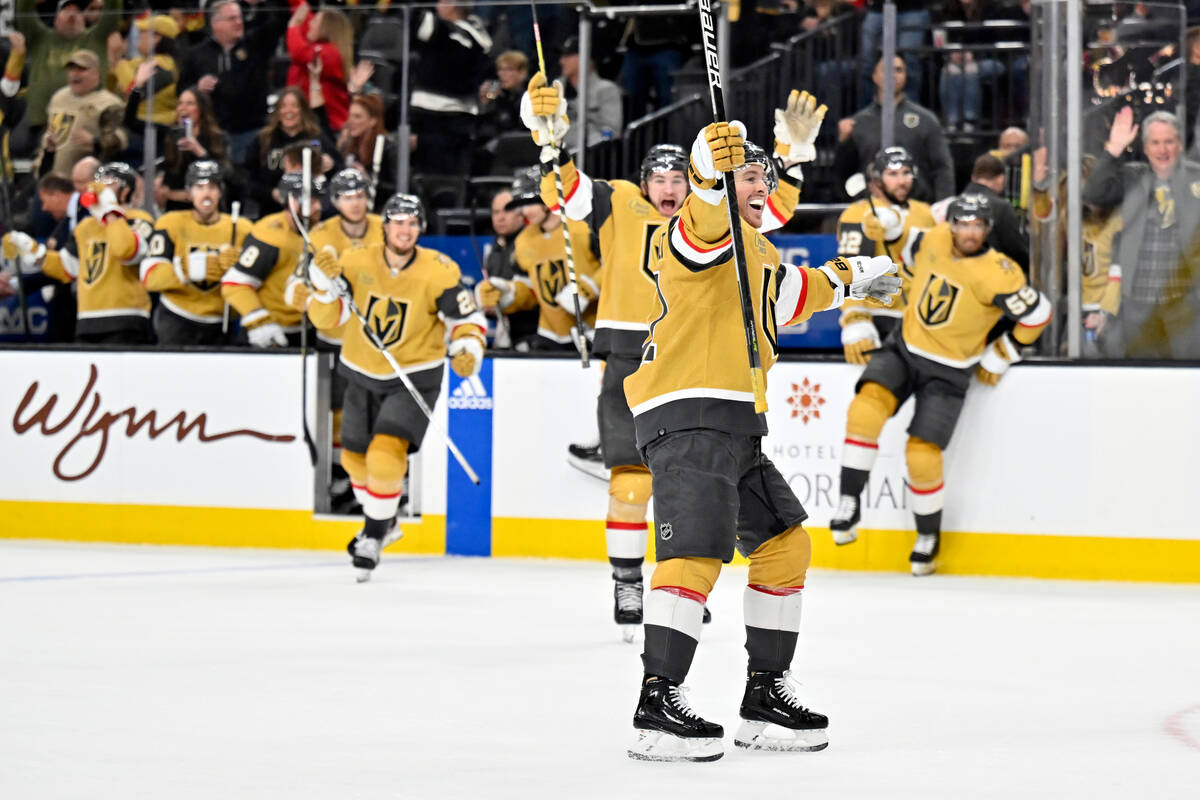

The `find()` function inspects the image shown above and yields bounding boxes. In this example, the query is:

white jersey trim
[563,169,594,221]
[596,319,650,332]
[339,354,445,380]
[536,326,574,344]
[630,386,755,417]
[78,307,151,320]
[161,296,223,324]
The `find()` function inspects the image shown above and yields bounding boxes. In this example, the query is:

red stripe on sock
[748,583,804,596]
[653,585,707,604]
[909,482,944,495]
[845,437,878,449]
[365,487,402,500]
[606,521,647,530]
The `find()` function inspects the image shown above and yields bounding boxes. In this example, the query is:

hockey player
[221,172,324,348]
[476,167,602,351]
[623,122,900,761]
[304,193,487,582]
[837,146,936,364]
[32,162,156,344]
[828,194,1052,574]
[516,75,828,639]
[141,160,251,345]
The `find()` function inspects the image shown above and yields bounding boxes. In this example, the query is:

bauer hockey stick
[287,204,482,486]
[222,201,239,335]
[295,151,318,466]
[530,1,590,367]
[697,0,767,413]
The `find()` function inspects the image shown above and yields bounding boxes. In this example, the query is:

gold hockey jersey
[309,243,486,389]
[836,197,935,324]
[43,209,156,335]
[899,223,1051,368]
[546,157,801,357]
[142,212,251,324]
[221,212,306,331]
[508,218,601,345]
[304,214,383,345]
[1082,211,1123,315]
[623,191,838,444]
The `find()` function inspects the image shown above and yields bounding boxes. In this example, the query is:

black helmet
[640,143,688,185]
[736,140,778,194]
[277,172,328,204]
[185,159,223,189]
[947,193,995,227]
[382,192,426,231]
[95,162,138,198]
[870,146,918,180]
[504,166,544,211]
[329,168,370,199]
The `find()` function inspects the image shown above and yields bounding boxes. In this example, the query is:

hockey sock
[744,526,809,672]
[906,436,945,529]
[838,466,870,502]
[840,382,898,497]
[643,557,722,683]
[607,466,651,581]
[914,510,942,535]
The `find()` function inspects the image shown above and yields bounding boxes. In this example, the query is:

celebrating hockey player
[828,194,1051,575]
[303,193,487,581]
[221,172,324,347]
[29,162,156,344]
[141,160,251,345]
[517,74,828,639]
[475,167,602,351]
[623,122,901,761]
[837,146,936,364]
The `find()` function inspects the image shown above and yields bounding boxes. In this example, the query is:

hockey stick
[287,202,482,486]
[697,0,767,413]
[296,151,318,466]
[368,133,384,208]
[222,201,239,335]
[530,1,590,367]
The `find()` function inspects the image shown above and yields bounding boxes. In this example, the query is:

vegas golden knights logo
[83,242,109,285]
[537,259,566,305]
[916,273,960,327]
[364,295,409,348]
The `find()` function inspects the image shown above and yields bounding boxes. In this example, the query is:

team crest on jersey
[82,241,109,285]
[916,273,961,327]
[537,259,566,305]
[364,295,409,347]
[903,112,920,129]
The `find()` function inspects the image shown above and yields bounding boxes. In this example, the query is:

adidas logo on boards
[448,375,493,410]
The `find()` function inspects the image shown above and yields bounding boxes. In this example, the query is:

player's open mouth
[748,197,765,211]
[659,199,678,214]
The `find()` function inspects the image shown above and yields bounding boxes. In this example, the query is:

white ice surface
[2,540,1199,799]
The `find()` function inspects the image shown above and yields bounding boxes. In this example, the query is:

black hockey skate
[347,532,381,583]
[614,578,643,643]
[629,677,724,762]
[830,495,861,546]
[910,532,940,576]
[566,440,610,482]
[735,670,829,752]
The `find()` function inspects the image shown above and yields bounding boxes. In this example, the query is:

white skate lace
[668,686,701,720]
[832,496,857,526]
[774,672,808,710]
[912,533,938,556]
[616,581,642,612]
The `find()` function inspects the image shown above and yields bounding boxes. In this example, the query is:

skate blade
[566,455,611,483]
[381,528,404,550]
[354,568,373,583]
[619,624,638,644]
[627,729,723,762]
[832,527,858,546]
[734,720,829,752]
[910,560,936,576]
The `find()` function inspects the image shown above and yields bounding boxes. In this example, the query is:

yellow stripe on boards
[0,501,446,555]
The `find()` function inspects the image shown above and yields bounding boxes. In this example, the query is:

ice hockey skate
[566,440,610,482]
[830,495,860,545]
[613,578,643,643]
[910,532,940,576]
[734,670,829,752]
[347,533,381,583]
[381,516,404,550]
[628,677,724,762]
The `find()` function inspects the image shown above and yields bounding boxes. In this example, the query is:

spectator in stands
[801,0,851,31]
[242,86,340,217]
[1083,108,1200,358]
[995,126,1028,158]
[156,88,232,212]
[409,0,492,178]
[560,36,623,148]
[477,51,529,143]
[36,173,74,248]
[16,0,122,134]
[835,56,954,201]
[114,15,181,164]
[482,188,537,348]
[962,153,1029,271]
[938,0,1011,133]
[286,2,354,134]
[620,7,691,116]
[858,0,930,108]
[181,0,286,167]
[337,93,394,209]
[63,155,100,236]
[38,49,126,176]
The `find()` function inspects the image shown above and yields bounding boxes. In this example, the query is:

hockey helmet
[947,193,995,228]
[640,143,688,185]
[504,166,544,211]
[382,192,426,231]
[94,162,138,198]
[329,168,370,199]
[185,159,224,189]
[870,146,918,180]
[277,172,328,205]
[735,140,778,194]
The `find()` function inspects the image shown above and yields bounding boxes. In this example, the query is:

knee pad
[340,449,367,487]
[650,556,722,601]
[905,436,943,490]
[846,381,898,443]
[365,434,409,495]
[608,465,652,523]
[747,525,811,589]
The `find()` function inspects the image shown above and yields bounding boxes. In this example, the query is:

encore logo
[12,363,296,481]
[786,378,825,424]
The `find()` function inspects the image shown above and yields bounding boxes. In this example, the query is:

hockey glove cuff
[448,336,483,378]
[976,334,1020,385]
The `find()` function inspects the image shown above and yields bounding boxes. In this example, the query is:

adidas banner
[445,361,494,555]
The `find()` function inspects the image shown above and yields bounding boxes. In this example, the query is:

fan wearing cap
[829,193,1051,576]
[836,146,936,365]
[476,166,602,351]
[36,161,156,344]
[38,47,126,176]
[302,193,487,579]
[111,14,180,134]
[141,160,251,345]
[220,172,323,348]
[14,0,121,129]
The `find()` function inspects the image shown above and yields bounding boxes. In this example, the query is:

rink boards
[2,349,1199,582]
